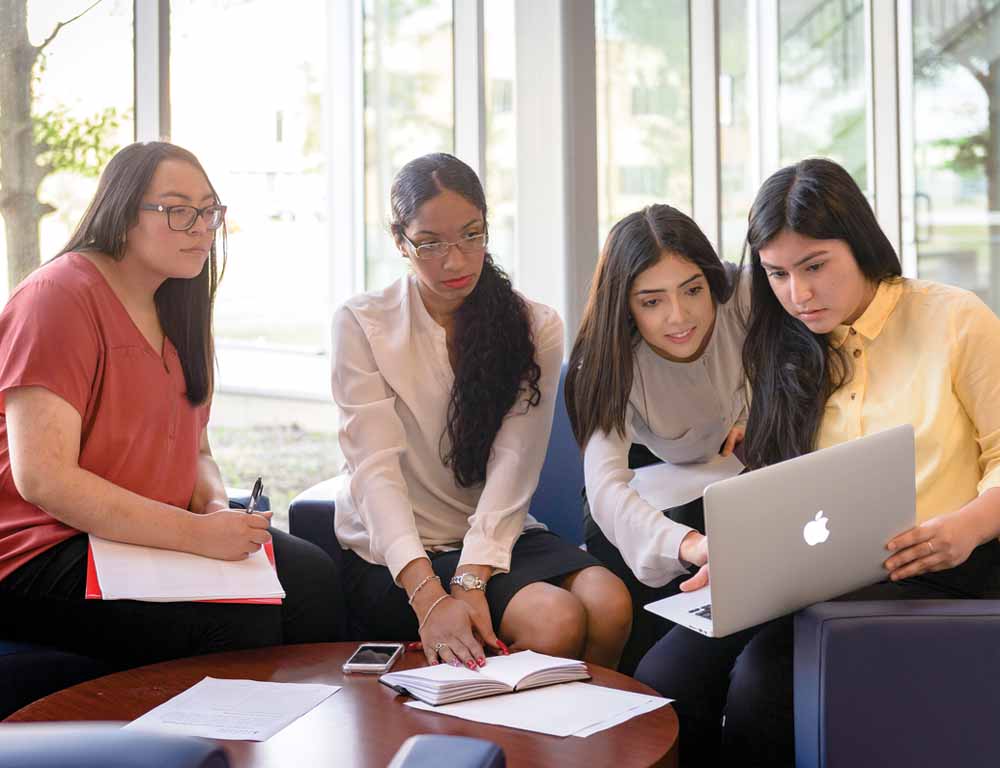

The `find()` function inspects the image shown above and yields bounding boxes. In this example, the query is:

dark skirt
[342,529,600,640]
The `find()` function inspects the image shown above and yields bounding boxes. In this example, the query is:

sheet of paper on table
[406,681,670,737]
[628,453,744,511]
[125,677,340,741]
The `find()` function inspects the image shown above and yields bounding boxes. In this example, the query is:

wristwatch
[450,572,487,592]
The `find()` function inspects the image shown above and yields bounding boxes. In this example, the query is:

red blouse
[0,253,210,582]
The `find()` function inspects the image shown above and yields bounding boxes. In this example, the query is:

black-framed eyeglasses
[400,231,488,261]
[140,203,227,232]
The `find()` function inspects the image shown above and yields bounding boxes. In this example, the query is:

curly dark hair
[390,153,542,487]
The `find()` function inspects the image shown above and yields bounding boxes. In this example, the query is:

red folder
[85,540,282,604]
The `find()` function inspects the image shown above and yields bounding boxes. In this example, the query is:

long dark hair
[566,204,734,448]
[60,142,224,406]
[390,153,541,488]
[741,158,901,468]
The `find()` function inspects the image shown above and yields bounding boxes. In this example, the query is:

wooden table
[5,642,678,767]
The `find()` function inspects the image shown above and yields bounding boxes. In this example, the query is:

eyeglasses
[140,203,227,232]
[401,231,488,261]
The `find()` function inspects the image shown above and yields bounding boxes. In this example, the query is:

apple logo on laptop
[803,511,830,546]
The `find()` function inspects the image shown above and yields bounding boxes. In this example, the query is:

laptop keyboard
[689,604,712,620]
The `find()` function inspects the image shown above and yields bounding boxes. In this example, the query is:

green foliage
[32,105,124,177]
[933,132,988,177]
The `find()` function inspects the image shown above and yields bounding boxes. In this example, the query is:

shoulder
[519,294,564,351]
[898,278,991,320]
[5,254,101,323]
[334,276,409,337]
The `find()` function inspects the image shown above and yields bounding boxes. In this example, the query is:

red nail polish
[477,657,486,666]
[466,660,476,669]
[430,660,438,665]
[498,640,510,655]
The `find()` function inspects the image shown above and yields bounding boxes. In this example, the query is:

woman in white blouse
[565,204,749,673]
[331,153,632,670]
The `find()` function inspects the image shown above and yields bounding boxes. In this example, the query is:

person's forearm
[23,463,196,551]
[189,453,229,514]
[398,557,448,616]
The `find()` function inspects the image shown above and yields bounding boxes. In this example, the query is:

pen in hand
[246,476,263,515]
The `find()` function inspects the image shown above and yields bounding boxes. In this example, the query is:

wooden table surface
[5,642,678,767]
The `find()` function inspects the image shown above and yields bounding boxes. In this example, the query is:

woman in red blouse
[0,142,342,666]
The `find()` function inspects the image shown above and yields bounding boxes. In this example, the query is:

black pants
[0,529,345,669]
[634,539,1000,768]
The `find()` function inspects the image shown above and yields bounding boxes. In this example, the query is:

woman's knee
[567,566,633,636]
[501,583,587,657]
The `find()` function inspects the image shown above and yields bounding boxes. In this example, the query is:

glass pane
[0,1,133,298]
[363,0,454,290]
[172,0,331,354]
[779,0,868,191]
[909,0,1000,307]
[596,0,692,244]
[485,0,517,277]
[719,0,753,263]
[171,0,340,526]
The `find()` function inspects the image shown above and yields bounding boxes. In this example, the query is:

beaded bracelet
[418,594,450,632]
[407,574,441,605]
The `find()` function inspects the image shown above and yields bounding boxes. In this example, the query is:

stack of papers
[126,677,340,741]
[380,651,589,705]
[88,535,285,602]
[406,681,669,737]
[628,453,744,511]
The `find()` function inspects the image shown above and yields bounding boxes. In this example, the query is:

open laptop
[645,424,916,638]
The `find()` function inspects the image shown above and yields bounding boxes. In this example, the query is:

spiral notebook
[85,535,284,604]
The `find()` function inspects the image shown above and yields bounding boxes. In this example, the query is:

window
[596,0,692,244]
[0,0,134,297]
[485,0,517,276]
[363,0,454,291]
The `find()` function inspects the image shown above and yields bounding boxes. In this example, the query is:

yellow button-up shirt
[819,278,1000,524]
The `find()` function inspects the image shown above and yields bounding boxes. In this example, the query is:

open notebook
[379,650,590,706]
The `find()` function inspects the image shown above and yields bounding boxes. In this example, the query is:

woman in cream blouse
[331,153,631,670]
[565,204,749,673]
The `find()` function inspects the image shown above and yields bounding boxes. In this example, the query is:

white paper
[89,535,285,601]
[125,677,340,741]
[628,453,744,511]
[406,681,669,737]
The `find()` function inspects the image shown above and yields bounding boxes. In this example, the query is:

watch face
[461,573,476,589]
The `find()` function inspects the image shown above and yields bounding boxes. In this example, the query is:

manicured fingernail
[430,660,438,665]
[466,660,476,670]
[477,657,486,667]
[497,640,510,654]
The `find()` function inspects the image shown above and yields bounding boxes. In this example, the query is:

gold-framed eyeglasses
[140,203,227,232]
[401,231,488,261]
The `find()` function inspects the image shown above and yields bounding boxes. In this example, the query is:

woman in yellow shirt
[635,158,1000,767]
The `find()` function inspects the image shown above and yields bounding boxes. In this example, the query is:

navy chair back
[0,724,229,767]
[388,734,505,768]
[528,363,584,544]
[795,600,1000,768]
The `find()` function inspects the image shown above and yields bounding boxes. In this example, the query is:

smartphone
[341,643,404,674]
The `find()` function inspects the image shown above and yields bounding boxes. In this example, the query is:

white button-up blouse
[330,274,562,581]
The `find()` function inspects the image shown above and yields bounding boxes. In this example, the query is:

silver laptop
[645,424,916,638]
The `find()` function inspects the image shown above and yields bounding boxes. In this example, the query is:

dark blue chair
[0,724,229,767]
[794,599,1000,767]
[388,734,505,768]
[288,363,584,564]
[0,491,268,720]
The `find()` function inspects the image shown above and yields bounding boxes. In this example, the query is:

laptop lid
[704,424,916,637]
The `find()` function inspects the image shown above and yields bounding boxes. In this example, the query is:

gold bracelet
[418,594,450,632]
[407,574,441,605]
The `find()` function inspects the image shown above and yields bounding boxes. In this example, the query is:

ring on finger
[433,641,448,653]
[927,540,935,555]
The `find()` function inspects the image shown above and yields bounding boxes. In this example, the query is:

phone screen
[348,644,399,665]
